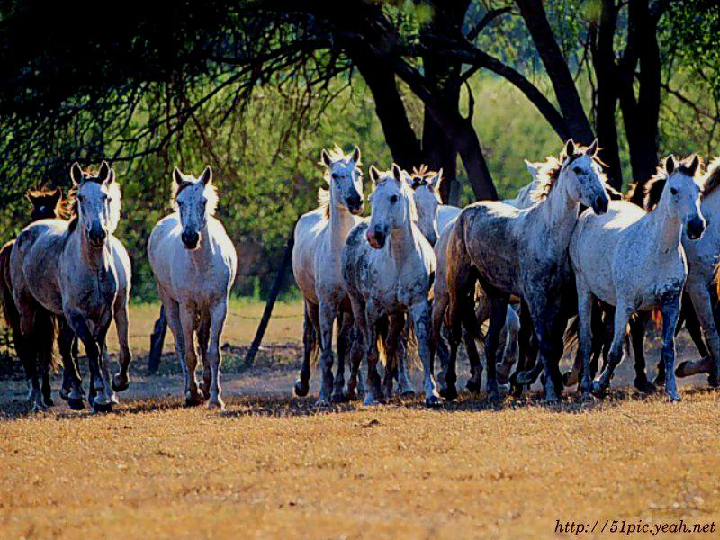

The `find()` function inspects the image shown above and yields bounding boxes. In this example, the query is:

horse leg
[316,299,337,407]
[162,296,187,400]
[198,310,211,401]
[363,303,383,406]
[206,299,229,409]
[16,301,44,412]
[111,293,132,392]
[679,292,710,359]
[386,313,413,397]
[576,283,594,401]
[95,321,116,410]
[332,310,351,402]
[463,329,483,393]
[510,300,536,396]
[346,296,365,400]
[295,301,318,397]
[178,304,202,407]
[496,307,520,386]
[677,283,720,387]
[592,303,633,398]
[409,300,439,407]
[67,312,103,409]
[484,291,510,402]
[657,293,682,401]
[431,285,450,395]
[58,317,84,409]
[628,312,654,393]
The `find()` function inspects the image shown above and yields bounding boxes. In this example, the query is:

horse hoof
[666,392,682,402]
[111,394,121,405]
[184,392,203,407]
[315,397,330,408]
[495,368,510,385]
[487,390,500,403]
[400,389,415,399]
[425,394,441,408]
[508,373,523,397]
[562,371,578,387]
[294,380,310,397]
[516,371,535,385]
[59,387,70,401]
[207,399,225,411]
[67,397,85,410]
[43,397,54,407]
[112,374,130,392]
[653,374,665,387]
[708,375,719,388]
[441,386,458,402]
[362,395,377,406]
[331,390,348,403]
[578,391,592,403]
[634,379,656,394]
[590,381,606,399]
[465,380,481,394]
[92,400,113,413]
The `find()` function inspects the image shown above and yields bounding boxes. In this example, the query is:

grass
[1,298,719,537]
[0,391,718,538]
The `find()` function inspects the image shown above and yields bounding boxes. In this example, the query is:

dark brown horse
[0,188,66,407]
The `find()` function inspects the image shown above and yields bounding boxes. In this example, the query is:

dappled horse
[570,155,705,400]
[8,163,131,411]
[343,164,438,406]
[149,166,237,409]
[292,146,364,405]
[0,187,66,407]
[443,140,608,403]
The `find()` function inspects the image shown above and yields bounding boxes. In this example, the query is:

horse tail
[562,314,580,355]
[652,309,662,331]
[0,241,19,335]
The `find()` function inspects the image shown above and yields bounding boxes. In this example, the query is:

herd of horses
[1,139,719,413]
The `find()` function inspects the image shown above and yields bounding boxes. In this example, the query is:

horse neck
[72,226,112,270]
[389,211,417,263]
[648,198,682,255]
[536,174,579,248]
[187,222,214,268]
[328,189,355,250]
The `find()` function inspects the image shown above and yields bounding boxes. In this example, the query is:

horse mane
[643,155,704,211]
[67,166,122,234]
[409,165,442,202]
[701,157,720,198]
[530,145,607,203]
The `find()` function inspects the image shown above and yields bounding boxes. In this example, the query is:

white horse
[292,146,364,406]
[148,166,237,409]
[570,155,705,400]
[9,162,131,412]
[343,164,438,406]
[444,140,608,403]
[669,157,720,386]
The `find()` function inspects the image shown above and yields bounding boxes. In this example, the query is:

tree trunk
[590,0,623,189]
[515,0,595,144]
[349,47,421,171]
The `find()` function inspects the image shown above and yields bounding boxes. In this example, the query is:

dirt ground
[0,301,719,539]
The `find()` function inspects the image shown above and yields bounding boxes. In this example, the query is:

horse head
[172,165,217,250]
[366,164,417,249]
[320,146,363,215]
[70,161,120,248]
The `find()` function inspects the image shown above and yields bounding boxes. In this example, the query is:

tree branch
[466,7,513,42]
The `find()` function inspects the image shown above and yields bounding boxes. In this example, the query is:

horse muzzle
[591,194,609,215]
[366,228,385,249]
[87,226,107,248]
[346,195,363,215]
[687,216,706,240]
[181,230,200,250]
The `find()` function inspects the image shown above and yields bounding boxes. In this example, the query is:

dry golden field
[1,301,719,539]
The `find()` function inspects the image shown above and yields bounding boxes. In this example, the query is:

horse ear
[392,164,402,183]
[524,160,538,178]
[369,165,380,185]
[320,149,331,168]
[200,165,212,185]
[686,154,700,177]
[70,163,83,185]
[173,167,184,185]
[564,140,576,159]
[49,188,62,202]
[431,169,444,192]
[104,169,115,185]
[664,155,676,175]
[352,146,361,164]
[98,161,110,182]
[587,139,599,157]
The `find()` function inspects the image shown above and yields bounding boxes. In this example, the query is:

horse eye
[572,166,583,175]
[332,173,338,180]
[390,195,398,204]
[77,194,84,202]
[670,187,678,195]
